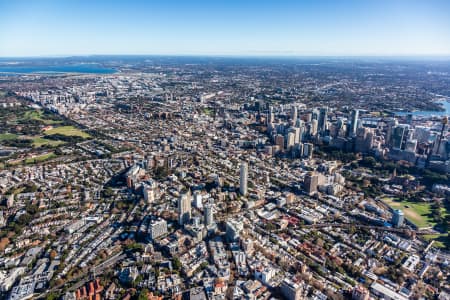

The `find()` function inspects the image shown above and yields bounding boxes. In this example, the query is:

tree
[361,156,377,168]
[138,288,149,300]
[46,292,59,300]
[173,257,182,271]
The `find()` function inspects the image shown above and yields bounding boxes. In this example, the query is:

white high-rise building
[349,109,359,137]
[149,218,167,240]
[240,162,248,196]
[204,203,214,226]
[287,132,295,150]
[193,191,203,208]
[178,190,191,226]
[291,106,298,124]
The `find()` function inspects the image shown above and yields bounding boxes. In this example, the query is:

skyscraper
[275,135,285,151]
[286,131,295,150]
[303,143,314,159]
[310,119,318,136]
[291,106,298,124]
[354,127,374,153]
[178,190,191,226]
[392,209,404,228]
[318,107,328,133]
[193,190,203,208]
[304,172,318,195]
[349,109,359,137]
[391,125,409,150]
[267,106,274,124]
[240,162,248,196]
[204,203,214,226]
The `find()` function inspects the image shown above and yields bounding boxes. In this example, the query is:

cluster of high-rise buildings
[261,102,449,173]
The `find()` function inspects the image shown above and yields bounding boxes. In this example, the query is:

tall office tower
[349,109,359,137]
[204,203,214,226]
[310,119,318,136]
[311,109,319,121]
[391,125,409,150]
[318,107,328,132]
[286,131,296,150]
[405,139,418,153]
[299,122,306,142]
[354,127,374,153]
[275,134,285,151]
[293,127,301,144]
[335,117,347,138]
[240,162,248,196]
[303,143,314,159]
[414,126,431,144]
[193,190,203,208]
[268,106,274,124]
[392,209,404,228]
[436,116,448,156]
[304,172,319,195]
[295,118,304,128]
[294,143,304,159]
[178,190,191,226]
[291,106,298,124]
[304,112,312,123]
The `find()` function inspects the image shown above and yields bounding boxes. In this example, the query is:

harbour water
[395,100,450,117]
[0,64,116,75]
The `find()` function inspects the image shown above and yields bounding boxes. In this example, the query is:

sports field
[31,137,65,147]
[25,152,56,164]
[383,197,434,228]
[44,125,91,138]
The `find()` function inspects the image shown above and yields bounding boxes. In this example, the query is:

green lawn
[423,234,449,249]
[23,110,62,125]
[383,197,435,228]
[25,152,56,164]
[31,137,65,147]
[0,133,18,141]
[44,126,90,138]
[203,108,214,116]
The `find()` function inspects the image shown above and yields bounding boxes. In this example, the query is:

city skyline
[1,0,450,57]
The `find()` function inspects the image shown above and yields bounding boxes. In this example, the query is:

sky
[0,0,450,57]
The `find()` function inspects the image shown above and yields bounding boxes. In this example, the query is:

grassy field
[0,133,18,141]
[44,125,90,138]
[383,197,434,228]
[31,137,65,147]
[24,152,56,164]
[203,108,214,116]
[423,234,448,249]
[23,110,62,125]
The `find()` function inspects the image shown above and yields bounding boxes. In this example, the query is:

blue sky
[0,0,449,57]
